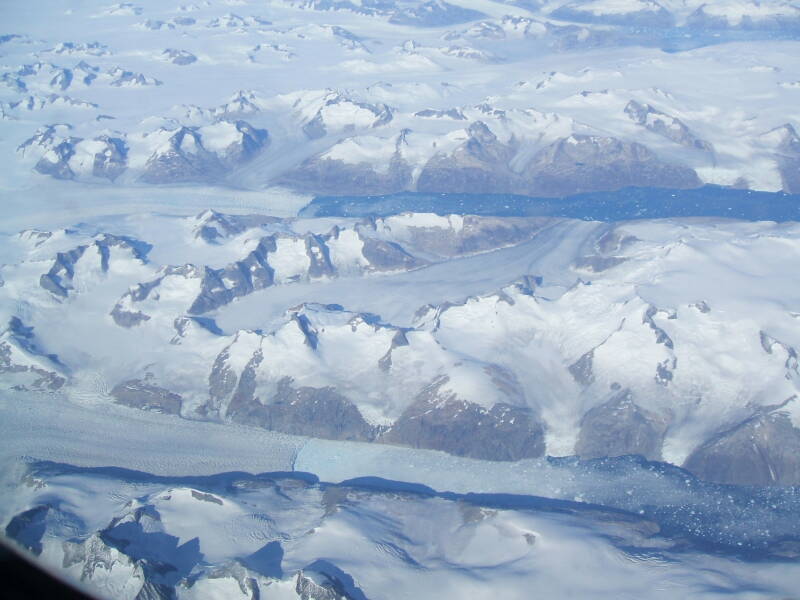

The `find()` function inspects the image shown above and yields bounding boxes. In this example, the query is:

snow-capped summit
[290,90,394,139]
[0,317,67,391]
[38,234,151,299]
[550,0,675,27]
[686,0,800,30]
[207,13,271,28]
[624,100,713,152]
[389,0,487,27]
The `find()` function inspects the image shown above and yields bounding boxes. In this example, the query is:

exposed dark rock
[772,122,800,154]
[302,113,327,140]
[767,124,800,194]
[111,379,183,414]
[18,229,53,247]
[1,72,26,93]
[686,5,800,31]
[170,316,222,343]
[110,267,186,327]
[97,233,150,264]
[381,377,545,461]
[296,570,352,600]
[50,67,73,91]
[388,0,486,27]
[301,94,392,140]
[141,19,175,31]
[225,377,376,442]
[39,245,87,297]
[0,318,67,390]
[625,100,713,152]
[5,505,49,555]
[135,581,176,600]
[595,228,639,254]
[114,225,420,320]
[41,235,149,299]
[188,236,278,314]
[759,330,799,377]
[193,210,281,243]
[62,524,182,599]
[205,346,242,417]
[551,1,674,28]
[283,131,701,198]
[777,155,800,194]
[378,330,410,371]
[568,349,595,386]
[526,135,702,196]
[292,313,319,349]
[414,108,467,120]
[190,490,223,505]
[450,217,544,257]
[417,121,522,194]
[35,137,81,179]
[279,154,411,196]
[140,127,224,184]
[365,215,542,258]
[219,120,269,167]
[92,135,128,180]
[359,236,421,271]
[574,255,626,272]
[305,233,336,278]
[161,49,197,65]
[139,121,267,184]
[188,268,236,315]
[111,305,151,327]
[655,358,676,386]
[575,390,668,460]
[643,305,674,349]
[107,66,162,87]
[17,123,71,158]
[509,275,540,298]
[683,411,800,486]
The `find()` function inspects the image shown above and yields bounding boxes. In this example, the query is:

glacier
[2,0,800,597]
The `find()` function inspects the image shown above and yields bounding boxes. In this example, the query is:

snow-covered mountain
[1,0,798,194]
[3,461,799,600]
[2,2,800,598]
[2,210,800,486]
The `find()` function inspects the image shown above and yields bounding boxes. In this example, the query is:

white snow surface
[1,2,800,596]
[2,441,800,600]
[2,211,800,463]
[0,0,799,199]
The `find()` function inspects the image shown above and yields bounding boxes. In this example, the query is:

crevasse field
[2,0,800,598]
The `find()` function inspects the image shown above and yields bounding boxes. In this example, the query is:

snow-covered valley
[5,210,800,478]
[4,206,800,596]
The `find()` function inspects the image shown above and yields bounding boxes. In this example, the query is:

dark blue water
[300,185,800,223]
[625,26,800,52]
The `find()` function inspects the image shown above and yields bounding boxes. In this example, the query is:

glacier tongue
[4,211,800,483]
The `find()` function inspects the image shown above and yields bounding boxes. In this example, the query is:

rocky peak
[527,134,701,195]
[576,388,669,460]
[683,410,800,486]
[302,91,393,139]
[763,123,800,155]
[624,100,713,152]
